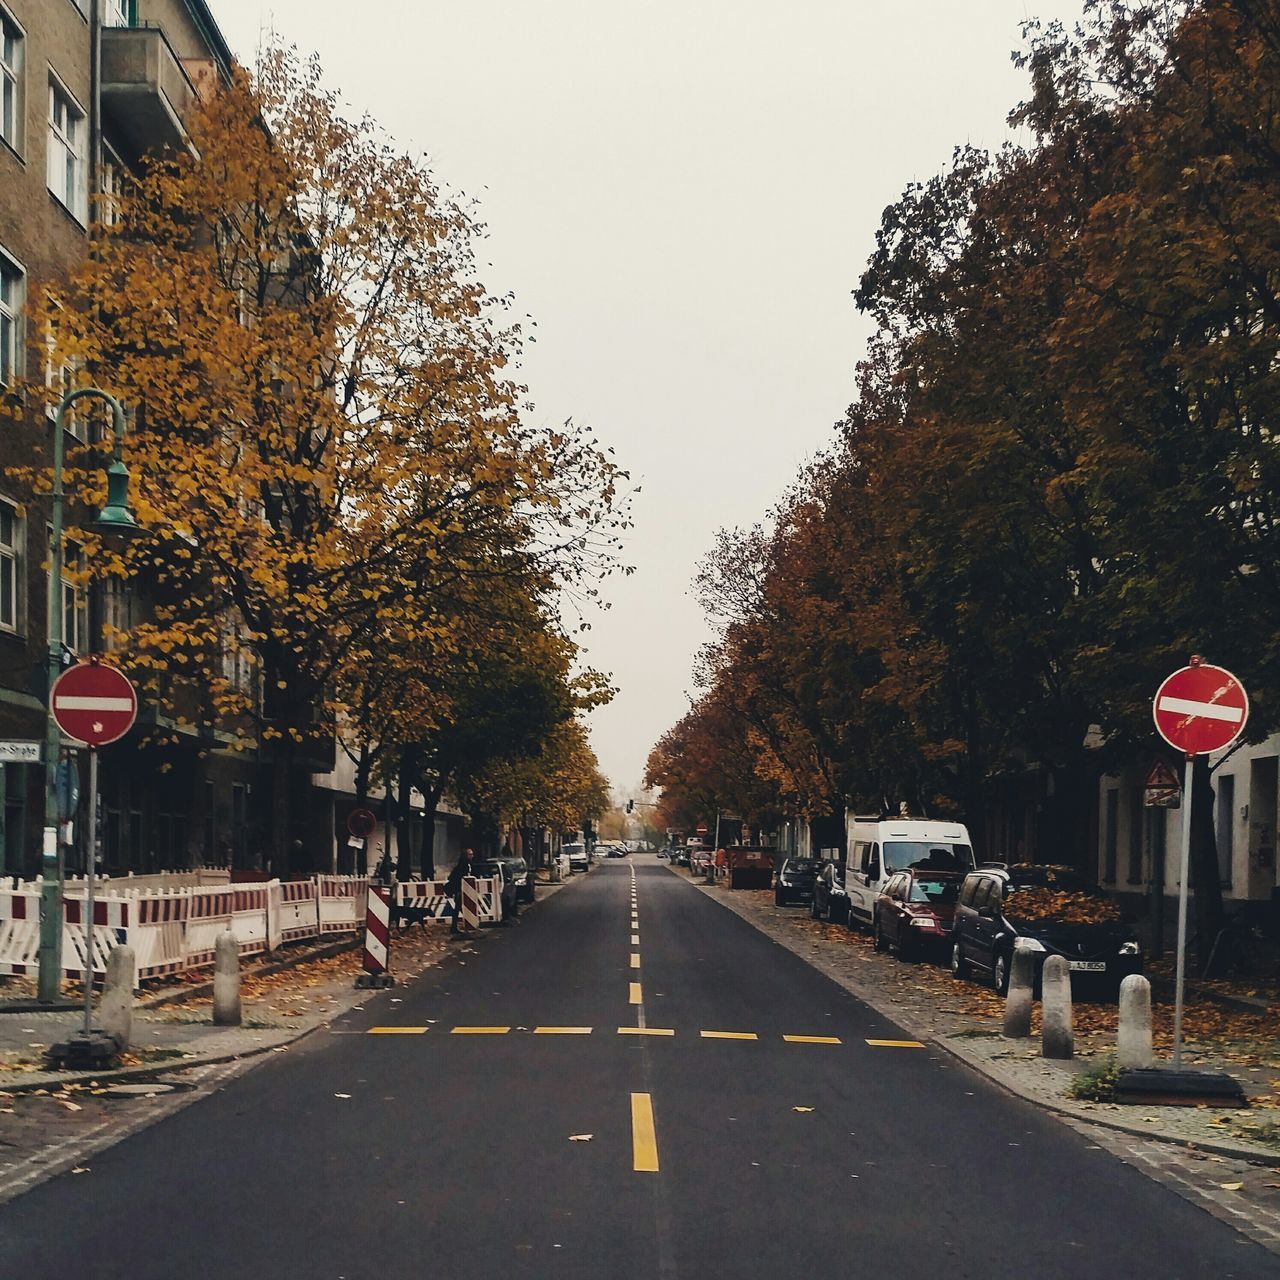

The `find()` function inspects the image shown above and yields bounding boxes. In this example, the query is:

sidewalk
[0,871,575,1093]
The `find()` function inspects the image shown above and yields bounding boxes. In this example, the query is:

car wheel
[951,938,971,980]
[993,950,1011,996]
[873,915,887,952]
[774,889,786,907]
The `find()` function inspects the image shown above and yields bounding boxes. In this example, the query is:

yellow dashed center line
[367,1027,427,1035]
[700,1030,758,1041]
[630,953,641,969]
[629,981,642,1004]
[533,1026,593,1035]
[618,1026,674,1036]
[451,1026,511,1035]
[631,1092,660,1173]
[783,1035,842,1045]
[630,934,640,945]
[866,1039,925,1049]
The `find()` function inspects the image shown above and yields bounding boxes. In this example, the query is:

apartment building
[0,0,280,878]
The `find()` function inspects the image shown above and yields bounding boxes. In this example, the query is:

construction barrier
[0,888,40,978]
[355,884,393,988]
[317,875,369,936]
[271,879,320,947]
[393,879,454,923]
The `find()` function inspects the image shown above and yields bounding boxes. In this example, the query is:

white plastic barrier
[129,891,190,982]
[317,875,369,935]
[229,885,270,958]
[0,888,40,977]
[186,885,236,968]
[61,893,131,985]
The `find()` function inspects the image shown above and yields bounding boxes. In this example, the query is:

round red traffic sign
[51,661,138,747]
[347,807,378,839]
[1153,661,1249,756]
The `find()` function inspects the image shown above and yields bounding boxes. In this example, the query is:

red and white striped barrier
[271,879,320,946]
[61,894,131,984]
[457,876,502,929]
[355,884,394,988]
[186,886,236,968]
[393,880,453,922]
[0,888,40,977]
[318,874,369,935]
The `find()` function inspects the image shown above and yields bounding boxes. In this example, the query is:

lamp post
[36,387,140,1004]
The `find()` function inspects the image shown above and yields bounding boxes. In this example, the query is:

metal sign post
[83,747,98,1038]
[1152,656,1249,1070]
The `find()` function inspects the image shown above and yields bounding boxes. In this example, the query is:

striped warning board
[355,884,394,988]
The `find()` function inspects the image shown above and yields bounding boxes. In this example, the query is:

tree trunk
[420,782,443,879]
[269,740,292,877]
[395,770,414,881]
[1190,754,1225,974]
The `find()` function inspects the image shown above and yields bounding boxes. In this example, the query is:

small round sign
[347,807,378,839]
[51,661,138,747]
[1153,660,1249,757]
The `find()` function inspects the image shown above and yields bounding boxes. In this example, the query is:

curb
[673,868,1280,1166]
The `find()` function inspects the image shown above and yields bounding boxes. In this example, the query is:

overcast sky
[213,0,1089,795]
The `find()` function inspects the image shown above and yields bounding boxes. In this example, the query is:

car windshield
[885,842,974,875]
[1006,865,1090,894]
[909,878,959,904]
[563,844,585,855]
[786,860,821,872]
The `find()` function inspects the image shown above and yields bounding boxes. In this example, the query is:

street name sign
[51,661,138,747]
[0,740,41,763]
[1152,662,1248,757]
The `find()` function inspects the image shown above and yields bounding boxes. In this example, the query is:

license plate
[1068,960,1107,972]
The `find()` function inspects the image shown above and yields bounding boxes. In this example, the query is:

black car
[951,866,1142,996]
[810,859,851,924]
[488,851,534,903]
[774,857,823,907]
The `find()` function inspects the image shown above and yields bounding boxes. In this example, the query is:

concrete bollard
[1002,939,1036,1039]
[98,944,135,1051]
[1041,954,1074,1060]
[1117,974,1154,1069]
[212,930,242,1027]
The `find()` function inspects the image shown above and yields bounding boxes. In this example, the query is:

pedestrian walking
[447,847,478,936]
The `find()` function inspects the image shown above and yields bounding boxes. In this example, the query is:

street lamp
[37,387,140,1003]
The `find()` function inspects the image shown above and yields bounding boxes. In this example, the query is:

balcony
[101,25,196,160]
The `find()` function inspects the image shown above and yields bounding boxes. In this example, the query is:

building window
[1217,774,1235,887]
[101,577,134,648]
[1103,789,1119,883]
[104,0,136,26]
[1,7,23,154]
[0,499,22,632]
[60,539,88,654]
[48,76,86,223]
[45,300,85,437]
[0,247,22,387]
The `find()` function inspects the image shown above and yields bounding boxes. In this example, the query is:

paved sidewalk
[677,868,1280,1253]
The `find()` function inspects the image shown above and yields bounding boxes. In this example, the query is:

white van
[843,817,975,927]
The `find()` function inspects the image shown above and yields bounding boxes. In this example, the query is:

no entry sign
[1153,661,1248,757]
[51,661,137,747]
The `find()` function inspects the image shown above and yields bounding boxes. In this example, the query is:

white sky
[212,0,1089,794]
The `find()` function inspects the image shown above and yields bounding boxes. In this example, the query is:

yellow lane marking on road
[630,953,641,969]
[629,981,642,1004]
[631,934,640,945]
[533,1026,593,1035]
[451,1026,511,1035]
[617,1026,675,1036]
[631,1092,660,1173]
[866,1039,925,1049]
[367,1027,428,1035]
[700,1030,758,1041]
[783,1035,842,1045]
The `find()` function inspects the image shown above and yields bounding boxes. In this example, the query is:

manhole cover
[105,1083,176,1098]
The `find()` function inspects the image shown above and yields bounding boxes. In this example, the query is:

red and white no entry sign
[51,661,138,747]
[1153,661,1248,756]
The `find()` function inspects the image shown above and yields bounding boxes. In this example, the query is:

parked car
[672,848,691,867]
[811,859,851,924]
[488,851,534,903]
[951,865,1143,996]
[689,849,712,873]
[606,843,628,859]
[773,857,823,907]
[563,842,590,873]
[844,817,975,928]
[873,869,962,958]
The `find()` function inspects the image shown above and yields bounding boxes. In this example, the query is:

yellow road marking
[617,1026,674,1036]
[533,1026,593,1035]
[451,1026,511,1035]
[700,1030,758,1041]
[630,953,641,969]
[866,1039,925,1049]
[367,1027,427,1035]
[631,934,640,945]
[629,981,642,1004]
[631,1092,660,1173]
[783,1035,842,1045]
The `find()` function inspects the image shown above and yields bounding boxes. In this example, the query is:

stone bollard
[98,944,135,1051]
[1002,939,1036,1039]
[1041,954,1074,1060]
[549,853,562,884]
[212,930,242,1027]
[1117,974,1154,1069]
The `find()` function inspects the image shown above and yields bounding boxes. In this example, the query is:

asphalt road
[0,857,1273,1279]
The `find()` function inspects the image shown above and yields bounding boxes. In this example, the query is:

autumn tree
[26,47,627,864]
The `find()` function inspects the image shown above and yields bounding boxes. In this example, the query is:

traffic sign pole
[1172,753,1195,1070]
[83,746,98,1038]
[1152,656,1250,1070]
